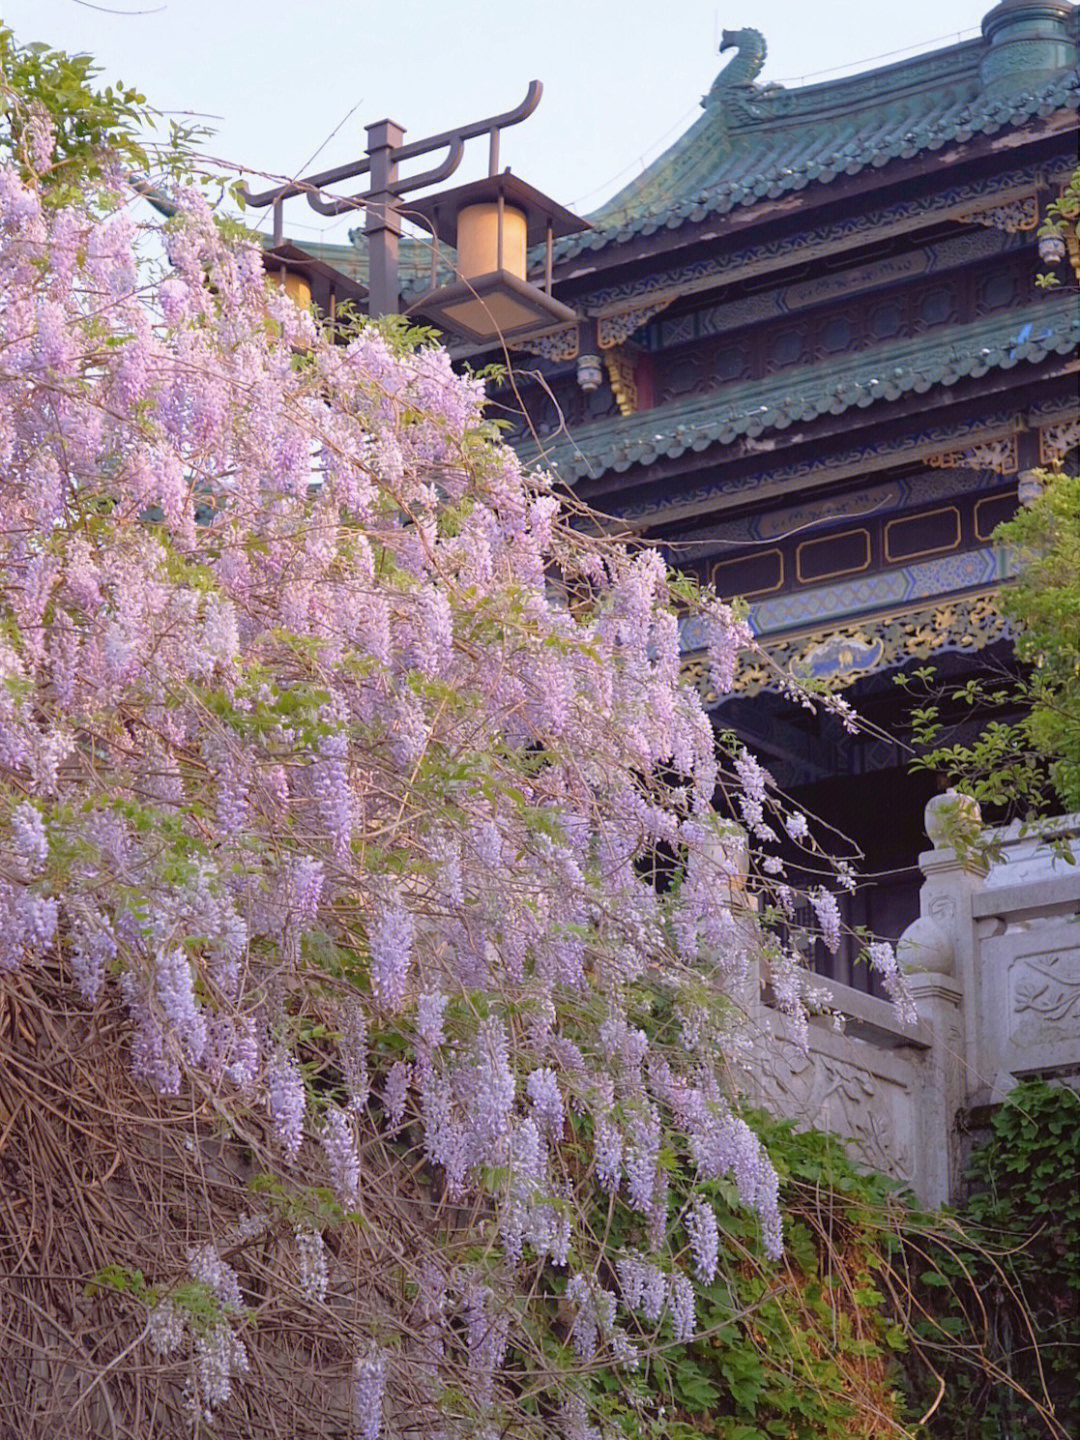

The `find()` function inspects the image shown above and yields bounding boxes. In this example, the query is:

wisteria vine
[0,132,910,1439]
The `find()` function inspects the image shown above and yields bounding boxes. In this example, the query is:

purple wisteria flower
[321,1105,360,1207]
[383,1060,411,1134]
[462,1017,515,1166]
[641,1263,668,1323]
[416,989,448,1048]
[339,1001,370,1111]
[526,1066,564,1136]
[625,1107,661,1213]
[154,947,206,1064]
[702,597,752,695]
[289,854,324,924]
[189,1323,249,1424]
[869,939,918,1026]
[810,887,843,954]
[464,1281,508,1412]
[685,1197,720,1284]
[295,1228,328,1303]
[566,1273,617,1363]
[313,732,353,859]
[226,1016,260,1090]
[669,1273,696,1343]
[11,801,48,870]
[187,1242,244,1311]
[267,1050,306,1157]
[594,1115,623,1193]
[352,1349,386,1440]
[368,889,414,1012]
[147,1299,186,1357]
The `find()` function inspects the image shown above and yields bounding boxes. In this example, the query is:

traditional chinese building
[482,0,1080,981]
[287,1,1080,984]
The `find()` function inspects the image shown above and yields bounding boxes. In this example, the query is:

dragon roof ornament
[702,28,785,115]
[566,6,1079,262]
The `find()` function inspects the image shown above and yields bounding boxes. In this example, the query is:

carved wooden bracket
[1039,418,1080,468]
[603,348,638,417]
[596,299,673,350]
[956,191,1039,234]
[508,325,580,362]
[926,434,1019,475]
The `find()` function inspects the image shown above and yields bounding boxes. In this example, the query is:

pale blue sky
[3,1,1008,244]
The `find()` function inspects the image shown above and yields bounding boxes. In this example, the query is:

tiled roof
[553,11,1080,263]
[521,293,1080,481]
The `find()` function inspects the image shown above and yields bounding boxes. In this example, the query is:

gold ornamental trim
[926,434,1019,475]
[604,347,639,417]
[684,589,1011,704]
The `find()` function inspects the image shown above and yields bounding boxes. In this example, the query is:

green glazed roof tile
[521,293,1080,481]
[552,16,1080,263]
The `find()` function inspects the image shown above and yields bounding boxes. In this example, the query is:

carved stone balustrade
[747,799,1080,1208]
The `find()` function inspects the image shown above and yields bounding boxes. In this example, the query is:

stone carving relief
[929,894,958,928]
[755,1033,913,1182]
[1010,951,1080,1044]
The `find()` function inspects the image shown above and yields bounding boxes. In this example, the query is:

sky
[2,0,1002,246]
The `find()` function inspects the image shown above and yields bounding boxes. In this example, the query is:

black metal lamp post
[239,84,589,344]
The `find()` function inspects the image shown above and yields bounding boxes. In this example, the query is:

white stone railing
[748,797,1080,1207]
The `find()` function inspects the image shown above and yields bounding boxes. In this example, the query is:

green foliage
[565,1091,1080,1440]
[906,1082,1080,1440]
[899,468,1080,824]
[572,1112,914,1440]
[0,25,151,197]
[998,472,1080,812]
[1035,166,1080,290]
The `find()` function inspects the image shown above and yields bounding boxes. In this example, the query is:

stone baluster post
[897,791,986,1207]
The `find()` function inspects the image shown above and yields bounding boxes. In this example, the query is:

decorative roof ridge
[715,33,986,133]
[554,69,1078,260]
[560,6,1080,262]
[521,293,1079,481]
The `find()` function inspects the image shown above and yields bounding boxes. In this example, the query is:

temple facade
[290,1,1080,985]
[484,0,1080,982]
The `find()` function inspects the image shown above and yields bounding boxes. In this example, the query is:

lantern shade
[457,203,528,280]
[415,269,578,346]
[408,172,588,251]
[1037,233,1067,265]
[261,242,368,317]
[409,171,589,345]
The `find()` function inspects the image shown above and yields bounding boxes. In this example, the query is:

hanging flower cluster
[0,147,907,1438]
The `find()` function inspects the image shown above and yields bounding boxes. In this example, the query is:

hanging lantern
[576,354,604,391]
[1037,231,1067,265]
[409,172,588,345]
